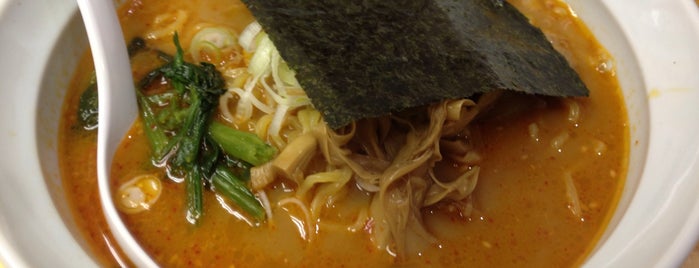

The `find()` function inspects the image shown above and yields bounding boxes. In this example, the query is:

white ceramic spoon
[77,0,157,266]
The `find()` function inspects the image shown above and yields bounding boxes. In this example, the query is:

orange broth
[58,0,628,266]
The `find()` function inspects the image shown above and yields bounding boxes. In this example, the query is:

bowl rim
[582,0,699,266]
[1,0,699,267]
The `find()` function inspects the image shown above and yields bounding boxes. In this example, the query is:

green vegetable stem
[211,165,266,221]
[208,121,277,166]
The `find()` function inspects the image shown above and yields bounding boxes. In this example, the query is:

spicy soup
[59,0,628,266]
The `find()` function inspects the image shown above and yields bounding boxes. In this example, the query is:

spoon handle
[77,0,152,266]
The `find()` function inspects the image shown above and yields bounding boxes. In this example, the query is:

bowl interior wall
[36,9,94,261]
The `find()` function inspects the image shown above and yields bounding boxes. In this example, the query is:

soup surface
[58,0,628,267]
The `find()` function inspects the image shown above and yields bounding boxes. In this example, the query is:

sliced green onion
[278,60,300,87]
[247,33,274,77]
[190,41,223,63]
[239,21,262,51]
[189,27,237,63]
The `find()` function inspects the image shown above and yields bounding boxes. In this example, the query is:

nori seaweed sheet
[242,0,589,128]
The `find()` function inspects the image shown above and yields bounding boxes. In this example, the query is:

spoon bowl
[77,0,156,266]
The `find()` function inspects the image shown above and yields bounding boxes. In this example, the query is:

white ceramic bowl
[1,0,698,266]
